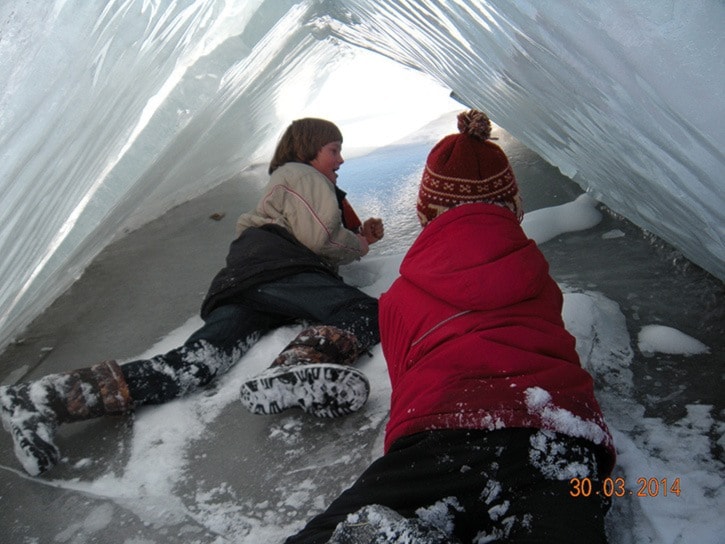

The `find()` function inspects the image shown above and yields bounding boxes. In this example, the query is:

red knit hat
[417,110,523,225]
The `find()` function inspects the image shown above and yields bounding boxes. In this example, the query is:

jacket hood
[399,203,549,310]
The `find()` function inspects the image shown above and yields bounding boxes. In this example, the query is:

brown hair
[268,118,343,174]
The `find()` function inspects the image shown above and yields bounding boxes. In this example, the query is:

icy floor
[0,119,722,543]
[14,243,719,544]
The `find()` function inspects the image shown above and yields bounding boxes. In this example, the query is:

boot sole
[239,363,370,418]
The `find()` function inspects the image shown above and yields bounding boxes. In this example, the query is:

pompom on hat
[417,110,523,225]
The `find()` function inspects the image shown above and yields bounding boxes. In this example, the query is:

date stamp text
[569,477,681,498]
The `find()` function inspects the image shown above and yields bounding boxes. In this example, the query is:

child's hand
[362,217,384,244]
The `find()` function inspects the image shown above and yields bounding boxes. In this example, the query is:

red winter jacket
[379,203,615,468]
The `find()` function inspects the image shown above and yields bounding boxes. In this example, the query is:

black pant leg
[122,304,282,405]
[245,272,380,350]
[285,429,611,544]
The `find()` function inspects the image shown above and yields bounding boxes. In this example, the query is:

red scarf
[341,198,362,232]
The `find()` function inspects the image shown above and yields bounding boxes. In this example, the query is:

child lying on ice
[286,110,615,544]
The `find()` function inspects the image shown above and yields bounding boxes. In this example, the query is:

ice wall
[324,0,724,276]
[0,0,723,352]
[0,0,336,351]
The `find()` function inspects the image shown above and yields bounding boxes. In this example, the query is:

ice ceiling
[0,0,722,351]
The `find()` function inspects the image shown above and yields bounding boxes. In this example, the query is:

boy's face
[310,141,344,183]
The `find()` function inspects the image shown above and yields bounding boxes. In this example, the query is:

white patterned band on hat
[421,164,518,203]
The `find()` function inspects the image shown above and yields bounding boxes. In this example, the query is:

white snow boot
[328,504,459,544]
[239,325,369,418]
[0,360,132,475]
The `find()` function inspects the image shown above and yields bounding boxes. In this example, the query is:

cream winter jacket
[235,162,366,267]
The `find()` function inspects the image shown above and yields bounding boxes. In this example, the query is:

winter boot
[0,360,132,475]
[239,325,369,418]
[328,504,459,544]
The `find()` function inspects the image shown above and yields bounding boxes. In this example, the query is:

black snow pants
[286,428,611,544]
[121,271,379,405]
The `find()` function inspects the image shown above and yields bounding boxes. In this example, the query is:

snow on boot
[240,363,369,418]
[328,504,458,544]
[0,360,132,475]
[239,325,369,418]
